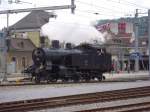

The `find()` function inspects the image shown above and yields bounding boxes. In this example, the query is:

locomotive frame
[24,42,112,83]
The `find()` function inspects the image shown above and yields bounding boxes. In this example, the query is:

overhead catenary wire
[1,0,142,30]
[76,9,119,18]
[0,7,127,30]
[76,0,134,15]
[118,0,149,9]
[48,19,96,30]
[105,0,149,9]
[47,11,123,31]
[50,9,123,29]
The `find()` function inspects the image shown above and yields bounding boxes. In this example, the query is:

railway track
[76,101,150,112]
[0,86,150,112]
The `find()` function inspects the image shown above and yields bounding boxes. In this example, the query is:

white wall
[110,22,134,36]
[110,22,118,34]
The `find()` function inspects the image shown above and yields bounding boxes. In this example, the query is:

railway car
[24,40,112,83]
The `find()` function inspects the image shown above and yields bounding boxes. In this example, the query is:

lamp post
[2,13,9,82]
[134,9,139,72]
[148,10,150,76]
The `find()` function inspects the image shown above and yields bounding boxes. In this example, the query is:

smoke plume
[42,14,104,45]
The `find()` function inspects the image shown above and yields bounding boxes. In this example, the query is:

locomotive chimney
[65,43,72,49]
[51,40,60,49]
[40,36,45,48]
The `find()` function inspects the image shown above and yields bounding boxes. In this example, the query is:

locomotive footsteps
[23,42,112,84]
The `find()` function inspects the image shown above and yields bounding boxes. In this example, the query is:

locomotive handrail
[25,44,112,83]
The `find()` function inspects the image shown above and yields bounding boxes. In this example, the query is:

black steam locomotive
[24,40,112,83]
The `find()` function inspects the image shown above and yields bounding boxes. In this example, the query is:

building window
[11,57,17,72]
[11,57,16,62]
[17,41,24,48]
[113,39,121,44]
[20,41,24,48]
[22,57,26,68]
[118,22,126,34]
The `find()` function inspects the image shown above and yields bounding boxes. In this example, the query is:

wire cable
[76,0,134,15]
[105,0,149,9]
[76,9,119,18]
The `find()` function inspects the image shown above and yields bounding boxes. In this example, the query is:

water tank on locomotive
[24,40,112,83]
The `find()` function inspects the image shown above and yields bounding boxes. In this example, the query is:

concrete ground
[104,70,149,81]
[0,80,150,103]
[0,71,149,84]
[0,72,28,83]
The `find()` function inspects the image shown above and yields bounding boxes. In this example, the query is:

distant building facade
[95,17,148,54]
[95,17,149,71]
[0,31,5,77]
[10,10,55,47]
[7,38,36,73]
[1,10,55,74]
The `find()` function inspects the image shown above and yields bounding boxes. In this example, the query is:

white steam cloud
[42,14,104,45]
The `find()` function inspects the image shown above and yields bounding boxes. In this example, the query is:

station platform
[0,71,149,83]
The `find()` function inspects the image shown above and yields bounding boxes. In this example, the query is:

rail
[0,86,150,112]
[76,102,150,112]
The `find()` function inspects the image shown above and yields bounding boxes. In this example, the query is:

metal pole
[148,9,150,76]
[7,13,9,28]
[121,48,124,71]
[71,0,75,14]
[0,5,76,14]
[134,9,139,72]
[2,13,9,82]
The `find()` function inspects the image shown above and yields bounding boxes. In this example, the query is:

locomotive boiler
[24,40,112,83]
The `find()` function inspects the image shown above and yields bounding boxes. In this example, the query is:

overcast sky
[0,0,150,44]
[0,0,150,28]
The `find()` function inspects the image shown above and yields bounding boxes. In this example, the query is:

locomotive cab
[26,41,111,83]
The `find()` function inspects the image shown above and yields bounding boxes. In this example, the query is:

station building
[95,17,149,71]
[0,10,55,75]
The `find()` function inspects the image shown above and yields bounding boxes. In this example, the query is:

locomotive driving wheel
[73,75,79,82]
[98,76,102,81]
[46,75,53,83]
[97,73,105,81]
[62,77,69,82]
[35,74,41,84]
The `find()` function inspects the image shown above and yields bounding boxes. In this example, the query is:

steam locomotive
[24,40,112,83]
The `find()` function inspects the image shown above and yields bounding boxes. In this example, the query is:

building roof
[9,38,36,51]
[10,10,54,30]
[96,16,148,25]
